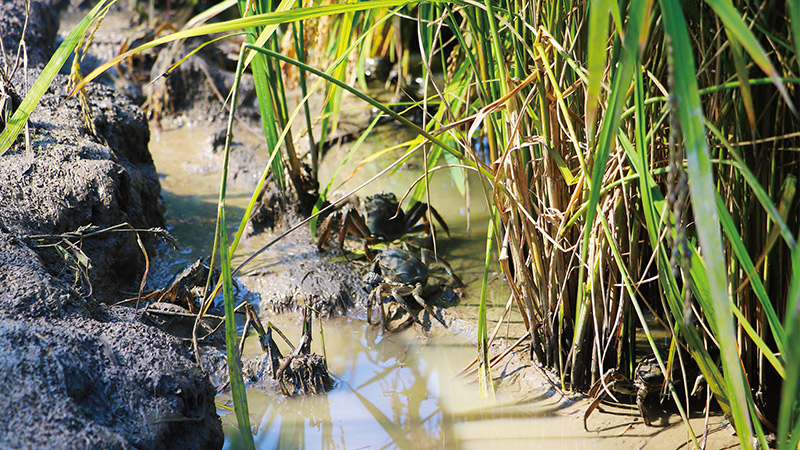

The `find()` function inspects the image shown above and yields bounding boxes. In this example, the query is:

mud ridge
[0,2,222,448]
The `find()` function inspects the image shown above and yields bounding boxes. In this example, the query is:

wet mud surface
[238,225,367,318]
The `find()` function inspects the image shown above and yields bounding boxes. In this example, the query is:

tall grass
[9,0,798,448]
[421,1,798,448]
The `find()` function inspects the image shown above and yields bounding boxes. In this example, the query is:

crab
[583,357,665,430]
[317,192,449,257]
[364,248,462,332]
[121,258,222,313]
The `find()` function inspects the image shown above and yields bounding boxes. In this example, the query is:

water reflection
[221,318,464,450]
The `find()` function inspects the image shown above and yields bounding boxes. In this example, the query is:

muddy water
[149,123,737,450]
[217,316,584,450]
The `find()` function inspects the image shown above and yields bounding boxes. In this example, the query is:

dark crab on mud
[364,248,463,332]
[583,357,669,430]
[317,192,450,256]
[128,258,220,313]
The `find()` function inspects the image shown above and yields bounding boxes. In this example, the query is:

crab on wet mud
[317,192,449,256]
[583,357,668,430]
[364,247,463,332]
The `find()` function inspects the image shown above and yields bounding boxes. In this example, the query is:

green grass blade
[477,211,496,397]
[0,0,111,154]
[704,0,797,117]
[778,234,800,450]
[660,0,755,445]
[215,44,253,449]
[219,205,254,449]
[790,1,800,73]
[585,0,611,144]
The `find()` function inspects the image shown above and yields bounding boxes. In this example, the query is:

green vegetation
[5,0,798,448]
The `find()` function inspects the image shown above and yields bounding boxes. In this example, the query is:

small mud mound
[239,226,368,318]
[146,37,258,123]
[243,352,334,395]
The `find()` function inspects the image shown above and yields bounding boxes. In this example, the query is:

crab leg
[339,206,370,252]
[584,369,639,430]
[421,248,465,287]
[316,212,337,250]
[636,386,652,426]
[390,288,423,326]
[583,389,609,431]
[409,284,447,328]
[367,287,381,326]
[405,202,451,237]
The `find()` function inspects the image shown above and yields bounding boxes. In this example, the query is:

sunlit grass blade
[215,45,254,450]
[477,212,495,397]
[585,0,611,144]
[660,0,755,446]
[0,0,111,154]
[704,0,797,117]
[778,233,800,450]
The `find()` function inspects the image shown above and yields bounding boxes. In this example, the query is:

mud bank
[0,1,222,448]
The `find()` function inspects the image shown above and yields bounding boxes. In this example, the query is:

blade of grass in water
[219,205,254,449]
[211,43,254,449]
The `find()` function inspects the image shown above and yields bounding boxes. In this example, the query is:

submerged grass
[7,0,798,448]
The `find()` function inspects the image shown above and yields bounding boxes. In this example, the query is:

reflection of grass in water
[218,318,458,449]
